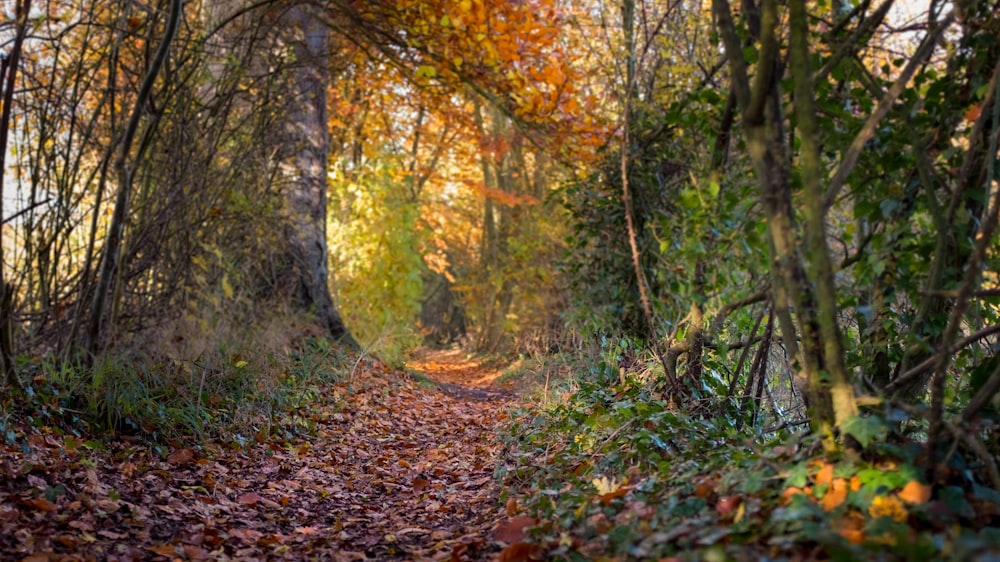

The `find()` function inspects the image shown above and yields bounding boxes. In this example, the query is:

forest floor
[0,349,517,561]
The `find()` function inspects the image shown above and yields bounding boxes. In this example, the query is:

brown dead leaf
[694,479,715,498]
[166,448,195,466]
[24,497,57,512]
[716,496,741,517]
[237,492,262,506]
[497,542,544,562]
[898,480,932,504]
[98,530,128,540]
[230,528,263,543]
[451,539,484,561]
[505,496,519,516]
[493,516,537,544]
[147,545,177,556]
[599,486,631,505]
[182,544,212,560]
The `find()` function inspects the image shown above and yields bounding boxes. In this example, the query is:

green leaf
[840,415,886,448]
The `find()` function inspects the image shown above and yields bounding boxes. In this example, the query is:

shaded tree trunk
[271,4,358,348]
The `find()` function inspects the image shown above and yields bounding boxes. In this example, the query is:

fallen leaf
[599,486,631,505]
[166,448,195,466]
[230,528,263,543]
[493,516,537,544]
[898,480,932,504]
[497,542,544,562]
[869,494,908,522]
[182,545,211,560]
[148,545,177,556]
[835,515,866,544]
[822,478,849,512]
[505,496,519,516]
[98,530,128,539]
[715,496,741,517]
[815,462,835,486]
[451,539,483,561]
[780,487,807,505]
[237,492,262,506]
[24,498,57,512]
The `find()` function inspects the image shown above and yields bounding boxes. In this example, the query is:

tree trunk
[271,4,357,348]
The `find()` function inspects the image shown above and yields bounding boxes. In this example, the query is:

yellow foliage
[868,495,908,522]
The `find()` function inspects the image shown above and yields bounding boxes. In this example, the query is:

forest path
[0,350,515,561]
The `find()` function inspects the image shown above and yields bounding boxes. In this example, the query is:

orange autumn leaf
[815,462,835,486]
[835,515,866,544]
[821,478,849,512]
[780,486,808,505]
[898,480,932,504]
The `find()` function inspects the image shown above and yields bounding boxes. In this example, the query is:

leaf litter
[1,351,516,561]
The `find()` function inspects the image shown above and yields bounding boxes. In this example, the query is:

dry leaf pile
[1,351,515,561]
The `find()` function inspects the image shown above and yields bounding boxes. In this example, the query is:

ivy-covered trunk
[711,0,858,448]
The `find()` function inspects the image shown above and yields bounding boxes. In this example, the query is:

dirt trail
[0,350,514,561]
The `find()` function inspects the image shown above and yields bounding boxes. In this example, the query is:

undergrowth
[1,337,351,448]
[498,364,1000,561]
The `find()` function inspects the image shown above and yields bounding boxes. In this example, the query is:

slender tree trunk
[86,0,183,358]
[0,0,31,390]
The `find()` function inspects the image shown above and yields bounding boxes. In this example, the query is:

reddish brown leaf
[229,528,263,543]
[505,496,519,516]
[166,448,195,466]
[147,545,177,556]
[497,542,544,562]
[24,497,57,512]
[493,516,537,544]
[98,530,128,540]
[237,492,262,506]
[182,545,211,560]
[716,496,742,517]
